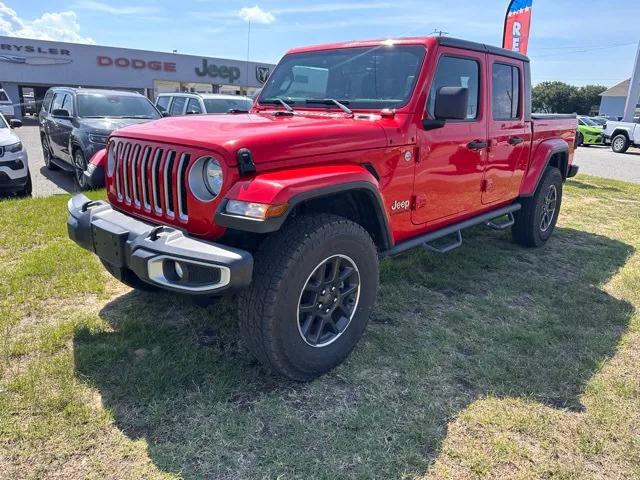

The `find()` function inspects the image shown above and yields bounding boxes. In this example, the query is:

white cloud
[73,1,158,16]
[238,5,275,24]
[0,2,95,44]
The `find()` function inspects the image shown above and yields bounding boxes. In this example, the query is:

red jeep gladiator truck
[67,36,578,380]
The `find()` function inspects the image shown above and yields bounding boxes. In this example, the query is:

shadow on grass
[73,226,635,479]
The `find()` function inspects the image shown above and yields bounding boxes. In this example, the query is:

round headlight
[203,158,223,196]
[107,142,116,176]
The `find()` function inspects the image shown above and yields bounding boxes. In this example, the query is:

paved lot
[572,144,640,183]
[14,117,78,197]
[11,119,640,197]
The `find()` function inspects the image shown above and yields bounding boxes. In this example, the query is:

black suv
[39,88,162,189]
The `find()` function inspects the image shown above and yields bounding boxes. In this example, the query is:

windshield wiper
[305,98,353,115]
[261,98,294,112]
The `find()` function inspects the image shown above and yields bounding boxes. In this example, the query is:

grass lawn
[1,175,639,479]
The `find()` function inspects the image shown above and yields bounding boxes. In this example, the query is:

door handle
[467,140,488,150]
[508,136,524,145]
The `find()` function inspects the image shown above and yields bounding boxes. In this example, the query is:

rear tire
[100,259,159,292]
[576,132,583,147]
[238,214,379,381]
[512,166,563,248]
[611,133,630,154]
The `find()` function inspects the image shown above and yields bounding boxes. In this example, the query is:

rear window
[170,96,187,115]
[492,63,520,120]
[156,96,171,112]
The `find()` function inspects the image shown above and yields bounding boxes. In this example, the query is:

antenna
[430,29,449,37]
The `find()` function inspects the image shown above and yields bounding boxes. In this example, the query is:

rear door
[412,49,487,225]
[482,57,530,204]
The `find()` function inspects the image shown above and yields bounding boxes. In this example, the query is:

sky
[1,0,639,88]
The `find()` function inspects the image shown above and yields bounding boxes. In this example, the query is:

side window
[170,96,187,115]
[427,56,480,120]
[42,91,54,112]
[492,63,520,120]
[51,92,65,112]
[61,93,74,116]
[186,98,203,114]
[156,96,171,112]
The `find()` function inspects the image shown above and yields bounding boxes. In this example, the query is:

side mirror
[9,119,22,129]
[422,87,469,131]
[435,87,469,120]
[52,109,71,118]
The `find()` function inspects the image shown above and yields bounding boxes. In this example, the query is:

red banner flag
[503,0,533,54]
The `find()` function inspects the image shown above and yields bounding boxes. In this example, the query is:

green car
[576,116,604,146]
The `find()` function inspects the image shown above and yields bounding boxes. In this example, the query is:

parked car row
[39,88,254,190]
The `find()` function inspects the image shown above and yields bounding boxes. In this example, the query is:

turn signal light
[225,200,289,220]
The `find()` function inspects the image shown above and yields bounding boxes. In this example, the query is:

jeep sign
[195,59,241,83]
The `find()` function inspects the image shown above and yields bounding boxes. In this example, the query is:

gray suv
[39,88,161,189]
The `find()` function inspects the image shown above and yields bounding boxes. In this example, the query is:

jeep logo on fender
[391,200,411,212]
[195,59,241,83]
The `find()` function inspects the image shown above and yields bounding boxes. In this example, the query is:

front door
[482,56,529,204]
[412,50,487,225]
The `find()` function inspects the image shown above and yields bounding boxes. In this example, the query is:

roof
[48,87,142,97]
[286,36,529,63]
[600,79,630,97]
[157,93,251,100]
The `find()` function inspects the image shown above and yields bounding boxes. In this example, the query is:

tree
[532,81,607,115]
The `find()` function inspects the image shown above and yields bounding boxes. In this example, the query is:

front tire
[512,166,563,247]
[18,172,32,197]
[41,135,58,170]
[73,149,90,190]
[611,133,630,154]
[238,214,379,381]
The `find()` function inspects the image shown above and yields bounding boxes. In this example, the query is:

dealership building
[0,35,275,119]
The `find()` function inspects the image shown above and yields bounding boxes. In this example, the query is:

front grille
[111,139,192,222]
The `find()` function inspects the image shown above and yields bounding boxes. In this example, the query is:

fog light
[174,261,184,279]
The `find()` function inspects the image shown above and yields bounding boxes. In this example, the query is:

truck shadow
[73,226,635,478]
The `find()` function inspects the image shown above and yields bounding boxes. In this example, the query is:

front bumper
[67,194,253,295]
[0,150,29,191]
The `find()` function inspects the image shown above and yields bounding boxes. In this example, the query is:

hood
[113,112,389,165]
[80,117,157,135]
[0,127,19,147]
[579,125,602,135]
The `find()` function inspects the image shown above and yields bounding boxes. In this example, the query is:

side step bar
[51,157,76,172]
[383,203,521,257]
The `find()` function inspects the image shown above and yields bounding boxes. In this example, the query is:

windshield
[258,45,425,110]
[204,98,253,113]
[579,117,598,127]
[77,93,161,119]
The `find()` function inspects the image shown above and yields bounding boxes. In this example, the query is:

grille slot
[164,151,176,217]
[109,139,192,222]
[151,148,164,214]
[177,153,190,219]
[140,146,151,210]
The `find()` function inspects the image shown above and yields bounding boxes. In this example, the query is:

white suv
[0,88,14,120]
[604,119,640,154]
[0,114,31,196]
[155,93,253,116]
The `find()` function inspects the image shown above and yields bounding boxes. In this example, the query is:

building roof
[600,79,630,97]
